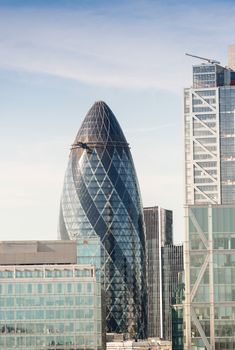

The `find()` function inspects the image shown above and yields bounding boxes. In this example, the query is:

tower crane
[185,52,220,65]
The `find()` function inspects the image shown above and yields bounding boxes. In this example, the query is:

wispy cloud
[126,123,177,133]
[0,0,235,92]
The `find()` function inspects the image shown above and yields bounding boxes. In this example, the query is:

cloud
[0,1,235,92]
[0,137,66,208]
[126,123,177,133]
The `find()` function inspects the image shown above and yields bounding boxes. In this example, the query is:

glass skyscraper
[59,101,147,338]
[162,244,184,340]
[184,59,235,205]
[144,206,183,340]
[184,49,235,349]
[144,206,172,338]
[172,273,184,350]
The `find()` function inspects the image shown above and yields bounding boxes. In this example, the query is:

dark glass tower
[59,101,146,338]
[144,206,173,338]
[162,244,184,340]
[144,206,183,340]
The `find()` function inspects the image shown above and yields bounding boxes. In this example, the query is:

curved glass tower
[58,101,146,337]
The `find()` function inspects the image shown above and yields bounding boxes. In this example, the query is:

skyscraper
[144,207,172,338]
[58,101,147,338]
[171,273,184,350]
[162,244,184,340]
[144,206,183,339]
[184,50,235,349]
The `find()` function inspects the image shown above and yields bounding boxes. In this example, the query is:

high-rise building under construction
[184,48,235,349]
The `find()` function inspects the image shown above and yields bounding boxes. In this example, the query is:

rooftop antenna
[185,52,220,65]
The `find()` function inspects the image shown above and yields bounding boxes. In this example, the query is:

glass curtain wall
[185,205,235,350]
[0,265,102,350]
[59,101,147,338]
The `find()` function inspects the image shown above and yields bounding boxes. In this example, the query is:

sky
[1,0,235,243]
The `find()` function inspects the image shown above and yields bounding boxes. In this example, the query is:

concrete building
[0,240,104,350]
[184,49,235,349]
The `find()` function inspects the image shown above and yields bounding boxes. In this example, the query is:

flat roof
[0,240,77,265]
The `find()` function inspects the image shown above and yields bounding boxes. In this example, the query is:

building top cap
[74,100,127,145]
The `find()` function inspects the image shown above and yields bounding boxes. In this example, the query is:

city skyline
[1,0,235,242]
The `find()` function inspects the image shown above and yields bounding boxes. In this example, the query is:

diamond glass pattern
[59,101,146,338]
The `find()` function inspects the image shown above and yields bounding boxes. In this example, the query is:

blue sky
[0,0,235,243]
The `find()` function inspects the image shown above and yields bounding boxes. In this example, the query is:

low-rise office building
[106,338,172,350]
[0,240,104,350]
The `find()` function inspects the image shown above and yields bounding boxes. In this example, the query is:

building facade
[144,207,183,340]
[171,273,184,350]
[184,205,235,350]
[184,50,235,349]
[0,240,103,350]
[144,207,172,338]
[59,101,147,338]
[184,60,235,205]
[106,339,172,350]
[162,244,184,340]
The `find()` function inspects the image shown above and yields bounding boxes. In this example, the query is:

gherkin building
[58,101,147,338]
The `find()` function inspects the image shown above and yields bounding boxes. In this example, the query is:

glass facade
[192,64,229,89]
[184,63,235,206]
[59,101,147,338]
[172,273,184,350]
[144,207,183,340]
[76,237,101,274]
[184,85,220,205]
[219,87,235,203]
[144,207,172,338]
[76,237,106,347]
[0,264,102,350]
[184,55,235,349]
[185,206,235,349]
[162,244,184,340]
